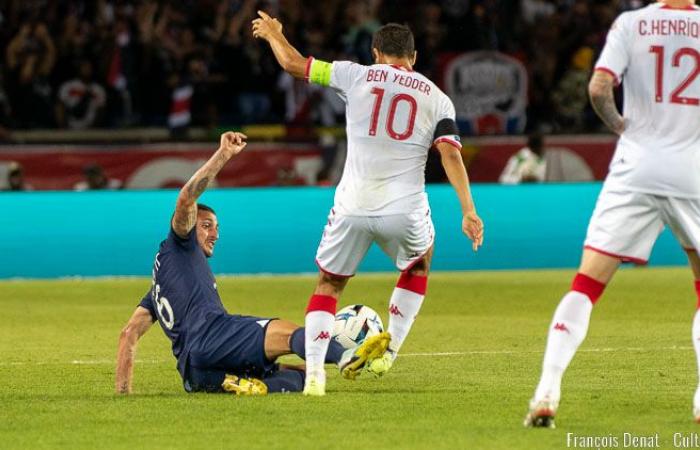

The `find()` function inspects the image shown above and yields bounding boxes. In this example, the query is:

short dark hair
[197,203,216,215]
[372,23,415,58]
[527,133,543,152]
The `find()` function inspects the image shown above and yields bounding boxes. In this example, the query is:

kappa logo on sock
[314,331,331,341]
[389,304,404,317]
[553,322,570,333]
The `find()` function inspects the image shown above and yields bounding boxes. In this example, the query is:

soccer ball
[333,304,384,349]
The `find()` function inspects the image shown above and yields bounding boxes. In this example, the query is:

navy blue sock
[263,369,305,393]
[290,327,345,364]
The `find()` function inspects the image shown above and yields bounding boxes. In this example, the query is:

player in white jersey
[253,12,484,396]
[525,0,700,428]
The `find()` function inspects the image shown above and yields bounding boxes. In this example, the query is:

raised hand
[252,10,283,41]
[219,131,248,157]
[462,211,484,252]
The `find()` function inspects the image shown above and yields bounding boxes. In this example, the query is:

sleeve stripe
[433,136,462,150]
[304,56,314,82]
[594,67,620,86]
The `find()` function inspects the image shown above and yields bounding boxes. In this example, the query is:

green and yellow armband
[306,57,332,87]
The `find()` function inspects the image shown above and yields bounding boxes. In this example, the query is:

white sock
[304,310,334,378]
[534,291,593,402]
[692,309,700,409]
[387,287,425,357]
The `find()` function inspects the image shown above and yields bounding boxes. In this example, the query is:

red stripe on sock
[695,281,700,309]
[305,295,337,314]
[396,272,428,295]
[571,273,606,304]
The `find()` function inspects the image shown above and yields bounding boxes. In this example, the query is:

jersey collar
[660,3,699,10]
[389,64,414,72]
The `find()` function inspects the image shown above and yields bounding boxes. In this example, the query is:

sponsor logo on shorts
[553,322,570,333]
[314,331,331,341]
[389,304,404,317]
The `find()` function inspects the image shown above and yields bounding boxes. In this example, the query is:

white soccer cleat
[523,397,559,429]
[366,350,395,378]
[303,370,326,396]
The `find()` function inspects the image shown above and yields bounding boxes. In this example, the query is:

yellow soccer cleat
[303,371,326,396]
[340,332,391,380]
[366,351,394,378]
[221,374,268,396]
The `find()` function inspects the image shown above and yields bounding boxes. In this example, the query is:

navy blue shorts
[184,314,277,392]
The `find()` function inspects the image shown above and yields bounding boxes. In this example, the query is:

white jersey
[595,3,700,198]
[309,60,461,215]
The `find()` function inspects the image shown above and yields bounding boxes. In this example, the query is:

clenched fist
[219,131,248,157]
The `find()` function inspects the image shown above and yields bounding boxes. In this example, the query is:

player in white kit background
[253,12,484,396]
[526,0,700,428]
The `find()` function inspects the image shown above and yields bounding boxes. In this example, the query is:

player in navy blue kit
[115,132,390,395]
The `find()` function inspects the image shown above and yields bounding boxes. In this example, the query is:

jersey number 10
[649,45,700,106]
[368,88,418,140]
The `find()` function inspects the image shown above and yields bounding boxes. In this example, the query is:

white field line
[0,345,695,367]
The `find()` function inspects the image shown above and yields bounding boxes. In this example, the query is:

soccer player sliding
[253,12,484,396]
[115,132,386,396]
[525,0,700,428]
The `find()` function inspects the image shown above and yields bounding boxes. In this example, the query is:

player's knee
[317,272,348,296]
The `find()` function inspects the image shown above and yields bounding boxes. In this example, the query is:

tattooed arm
[171,132,247,238]
[588,70,625,135]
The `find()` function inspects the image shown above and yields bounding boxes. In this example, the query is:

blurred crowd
[0,0,650,135]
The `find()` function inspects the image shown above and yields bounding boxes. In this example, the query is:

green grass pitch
[2,268,700,449]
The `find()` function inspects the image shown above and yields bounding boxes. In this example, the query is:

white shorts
[584,186,700,264]
[315,208,435,277]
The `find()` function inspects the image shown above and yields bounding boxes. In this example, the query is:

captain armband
[307,58,332,87]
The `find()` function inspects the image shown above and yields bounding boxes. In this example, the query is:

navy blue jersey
[139,227,228,376]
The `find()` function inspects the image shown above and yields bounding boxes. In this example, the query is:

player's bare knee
[317,272,349,296]
[407,256,431,277]
[579,249,619,284]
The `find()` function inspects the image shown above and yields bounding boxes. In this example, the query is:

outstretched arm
[172,132,247,238]
[252,11,307,79]
[115,306,155,394]
[436,142,484,251]
[588,70,624,135]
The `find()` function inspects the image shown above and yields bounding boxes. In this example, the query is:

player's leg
[369,211,434,377]
[304,212,372,395]
[535,249,619,399]
[685,249,700,422]
[302,271,349,395]
[266,319,389,381]
[660,196,700,421]
[264,319,346,365]
[259,367,305,393]
[526,188,662,428]
[387,247,432,355]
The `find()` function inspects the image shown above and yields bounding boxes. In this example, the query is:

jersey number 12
[368,88,418,140]
[649,45,700,106]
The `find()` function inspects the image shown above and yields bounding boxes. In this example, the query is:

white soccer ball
[333,304,384,349]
